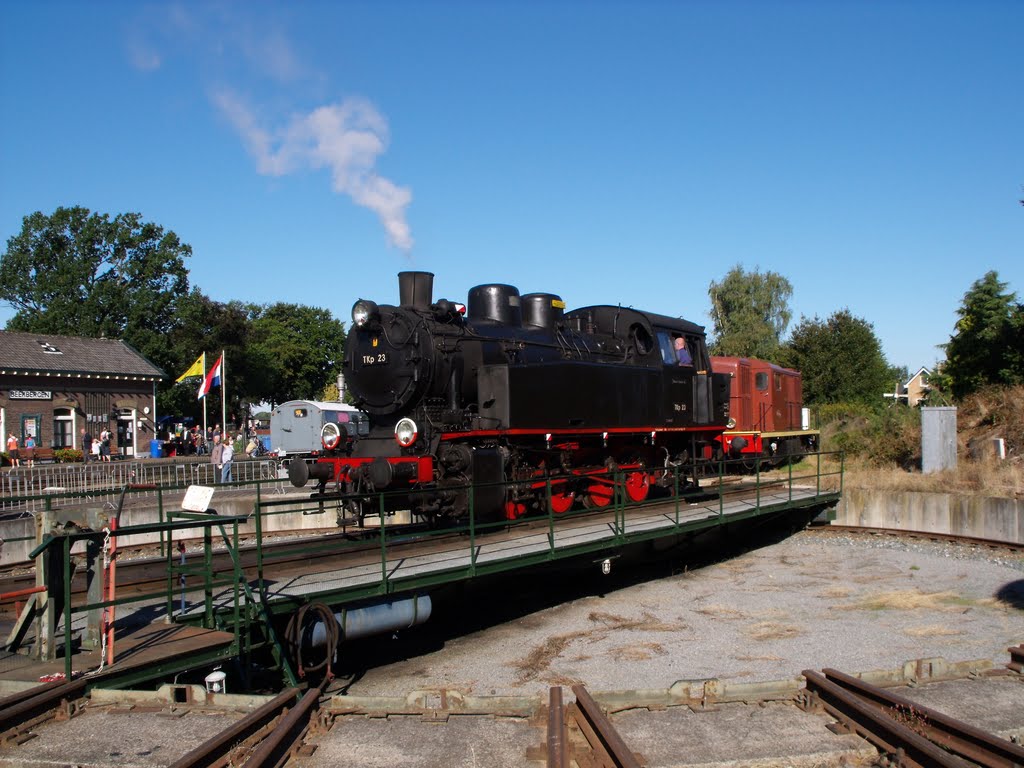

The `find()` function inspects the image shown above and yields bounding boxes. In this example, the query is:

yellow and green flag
[176,354,205,383]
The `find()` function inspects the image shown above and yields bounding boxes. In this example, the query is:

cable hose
[284,602,339,681]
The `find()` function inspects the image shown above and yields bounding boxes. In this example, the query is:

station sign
[8,390,53,400]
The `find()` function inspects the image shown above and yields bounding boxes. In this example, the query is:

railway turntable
[0,458,841,699]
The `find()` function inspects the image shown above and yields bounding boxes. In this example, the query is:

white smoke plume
[213,89,413,251]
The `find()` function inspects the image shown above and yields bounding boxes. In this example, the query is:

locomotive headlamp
[352,299,379,328]
[322,422,345,451]
[395,417,418,448]
[726,417,736,429]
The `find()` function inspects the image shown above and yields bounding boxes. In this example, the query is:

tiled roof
[0,331,165,379]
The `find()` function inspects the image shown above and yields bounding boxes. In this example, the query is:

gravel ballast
[345,529,1024,696]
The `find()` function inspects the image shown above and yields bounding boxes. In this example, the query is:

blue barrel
[149,439,164,459]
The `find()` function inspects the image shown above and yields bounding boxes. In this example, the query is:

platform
[0,623,235,693]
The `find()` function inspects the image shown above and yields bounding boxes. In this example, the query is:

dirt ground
[343,528,1024,697]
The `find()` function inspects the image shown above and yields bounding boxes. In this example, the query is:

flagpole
[221,349,227,441]
[201,352,208,443]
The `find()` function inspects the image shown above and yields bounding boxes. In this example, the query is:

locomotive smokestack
[398,271,434,311]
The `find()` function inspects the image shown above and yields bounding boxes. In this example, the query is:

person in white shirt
[220,439,234,483]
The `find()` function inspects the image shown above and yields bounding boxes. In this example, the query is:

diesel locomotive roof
[565,305,706,336]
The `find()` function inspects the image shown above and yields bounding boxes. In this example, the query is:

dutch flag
[198,355,222,399]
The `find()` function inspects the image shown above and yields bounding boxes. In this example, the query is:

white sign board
[182,485,216,513]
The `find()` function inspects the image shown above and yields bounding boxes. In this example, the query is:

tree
[0,206,191,374]
[707,265,793,358]
[943,271,1024,399]
[247,303,347,407]
[783,309,892,405]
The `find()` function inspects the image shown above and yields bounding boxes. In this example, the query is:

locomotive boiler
[291,271,730,524]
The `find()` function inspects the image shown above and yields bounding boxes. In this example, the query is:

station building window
[53,408,74,448]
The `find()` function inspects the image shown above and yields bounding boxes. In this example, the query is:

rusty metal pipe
[0,585,46,603]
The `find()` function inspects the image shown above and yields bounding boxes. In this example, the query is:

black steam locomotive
[291,272,730,523]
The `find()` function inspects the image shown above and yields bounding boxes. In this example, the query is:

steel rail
[167,687,300,768]
[0,677,91,738]
[1008,645,1023,674]
[802,670,971,768]
[809,523,1024,553]
[570,684,641,768]
[241,682,325,768]
[819,668,1024,768]
[547,686,567,768]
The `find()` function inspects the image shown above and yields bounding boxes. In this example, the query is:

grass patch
[812,385,1024,499]
[848,589,968,611]
[695,604,748,619]
[903,625,963,637]
[819,586,854,599]
[745,622,802,641]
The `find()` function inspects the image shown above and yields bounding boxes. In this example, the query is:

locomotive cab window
[659,331,695,367]
[755,373,769,391]
[293,408,308,418]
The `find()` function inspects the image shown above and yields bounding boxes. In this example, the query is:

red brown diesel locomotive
[711,356,818,467]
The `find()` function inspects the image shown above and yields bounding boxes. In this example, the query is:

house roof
[906,366,931,386]
[0,331,165,380]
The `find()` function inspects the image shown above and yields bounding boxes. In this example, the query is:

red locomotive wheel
[547,490,575,514]
[583,482,613,508]
[504,499,527,520]
[624,471,650,502]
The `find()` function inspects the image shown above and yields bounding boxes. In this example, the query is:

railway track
[809,522,1024,554]
[1,646,1021,766]
[800,665,1024,768]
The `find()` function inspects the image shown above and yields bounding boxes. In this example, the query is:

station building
[0,331,165,458]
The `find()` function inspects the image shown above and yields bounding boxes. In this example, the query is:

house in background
[904,367,931,406]
[0,331,165,457]
[883,366,931,407]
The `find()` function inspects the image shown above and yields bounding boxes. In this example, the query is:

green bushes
[818,403,921,469]
[53,448,83,463]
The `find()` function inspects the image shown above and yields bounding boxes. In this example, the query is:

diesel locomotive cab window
[755,372,769,391]
[294,408,308,418]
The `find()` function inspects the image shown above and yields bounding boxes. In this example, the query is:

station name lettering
[9,390,53,400]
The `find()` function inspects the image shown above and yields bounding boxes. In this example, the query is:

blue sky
[1,0,1021,373]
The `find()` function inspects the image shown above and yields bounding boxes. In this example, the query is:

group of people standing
[79,428,113,463]
[208,433,234,483]
[5,433,36,468]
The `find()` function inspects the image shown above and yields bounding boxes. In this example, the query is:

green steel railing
[20,451,843,685]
